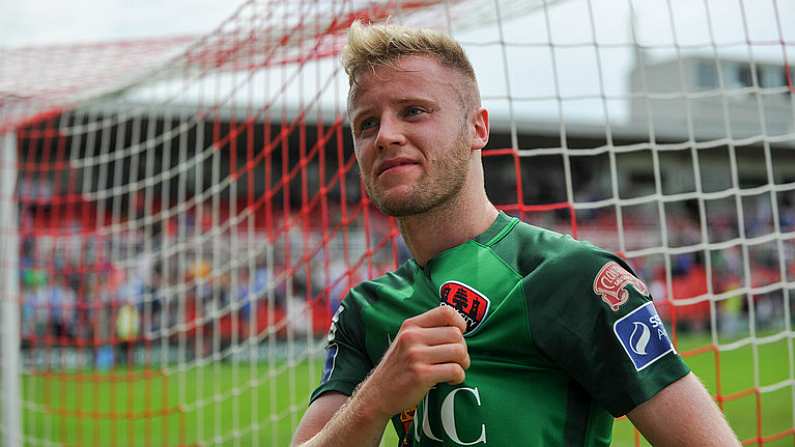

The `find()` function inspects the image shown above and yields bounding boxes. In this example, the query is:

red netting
[3,0,795,446]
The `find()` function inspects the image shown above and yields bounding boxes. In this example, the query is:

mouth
[376,158,420,178]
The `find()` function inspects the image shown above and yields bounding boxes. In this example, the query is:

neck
[397,187,498,267]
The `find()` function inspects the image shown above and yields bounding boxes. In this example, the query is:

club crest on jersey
[399,408,416,446]
[439,281,490,336]
[593,261,649,311]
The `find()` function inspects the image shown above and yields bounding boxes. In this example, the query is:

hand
[355,305,470,420]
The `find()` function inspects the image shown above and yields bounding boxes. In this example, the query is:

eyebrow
[348,107,372,128]
[395,97,436,106]
[350,96,437,121]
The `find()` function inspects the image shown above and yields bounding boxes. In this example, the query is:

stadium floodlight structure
[1,0,794,445]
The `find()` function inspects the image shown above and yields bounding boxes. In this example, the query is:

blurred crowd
[17,210,401,365]
[18,197,793,368]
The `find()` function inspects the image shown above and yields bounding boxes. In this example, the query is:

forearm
[296,386,390,447]
[628,373,740,447]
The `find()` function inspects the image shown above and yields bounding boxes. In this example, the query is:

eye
[357,117,378,136]
[403,106,426,118]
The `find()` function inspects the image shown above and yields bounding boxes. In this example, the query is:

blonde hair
[342,21,480,108]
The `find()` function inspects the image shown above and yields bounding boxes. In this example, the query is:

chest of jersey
[360,240,534,359]
[357,241,604,446]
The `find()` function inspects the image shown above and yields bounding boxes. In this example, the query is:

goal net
[1,0,794,445]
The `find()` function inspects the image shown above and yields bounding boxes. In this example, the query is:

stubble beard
[363,133,471,217]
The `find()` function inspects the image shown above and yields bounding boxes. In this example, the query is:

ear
[470,107,489,151]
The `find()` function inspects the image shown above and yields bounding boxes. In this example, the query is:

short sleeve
[309,294,374,404]
[525,246,690,417]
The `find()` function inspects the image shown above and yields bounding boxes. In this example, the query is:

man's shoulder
[345,260,418,307]
[515,222,648,320]
[491,217,611,277]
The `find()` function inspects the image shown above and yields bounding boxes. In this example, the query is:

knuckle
[444,326,464,342]
[454,343,468,359]
[440,305,458,319]
[400,318,417,331]
[454,327,466,341]
[454,348,470,369]
[408,362,427,379]
[401,328,419,344]
[450,365,466,384]
[404,346,423,363]
[442,306,466,329]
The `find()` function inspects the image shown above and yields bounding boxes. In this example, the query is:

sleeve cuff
[602,353,691,417]
[309,380,359,405]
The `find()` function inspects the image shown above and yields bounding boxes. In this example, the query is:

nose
[374,114,406,150]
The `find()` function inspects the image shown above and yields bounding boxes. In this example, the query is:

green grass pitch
[20,334,795,446]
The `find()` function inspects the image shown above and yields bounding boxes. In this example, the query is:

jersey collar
[412,211,517,273]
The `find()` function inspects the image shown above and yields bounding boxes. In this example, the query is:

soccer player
[292,22,740,446]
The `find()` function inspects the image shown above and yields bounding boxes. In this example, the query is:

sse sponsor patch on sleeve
[613,302,675,371]
[320,343,339,385]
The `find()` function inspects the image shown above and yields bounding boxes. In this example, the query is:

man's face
[348,55,478,217]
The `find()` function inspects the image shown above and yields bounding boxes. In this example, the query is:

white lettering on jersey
[649,314,668,340]
[416,388,443,442]
[327,304,344,343]
[441,387,487,445]
[414,386,487,445]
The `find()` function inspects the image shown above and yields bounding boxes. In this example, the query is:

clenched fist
[354,305,470,420]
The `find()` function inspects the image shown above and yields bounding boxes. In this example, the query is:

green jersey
[311,212,689,446]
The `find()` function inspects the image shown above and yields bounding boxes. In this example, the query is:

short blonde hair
[342,21,480,108]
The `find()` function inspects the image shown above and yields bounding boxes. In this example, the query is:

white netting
[1,1,794,446]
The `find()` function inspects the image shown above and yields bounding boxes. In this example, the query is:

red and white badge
[439,281,490,335]
[593,261,649,311]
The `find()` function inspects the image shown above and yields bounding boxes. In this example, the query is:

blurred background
[1,0,794,446]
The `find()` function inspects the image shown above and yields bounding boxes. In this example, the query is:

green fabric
[311,212,689,446]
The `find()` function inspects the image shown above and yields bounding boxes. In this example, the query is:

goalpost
[1,131,22,446]
[1,0,794,446]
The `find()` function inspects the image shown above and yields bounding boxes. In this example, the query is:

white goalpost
[1,131,22,447]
